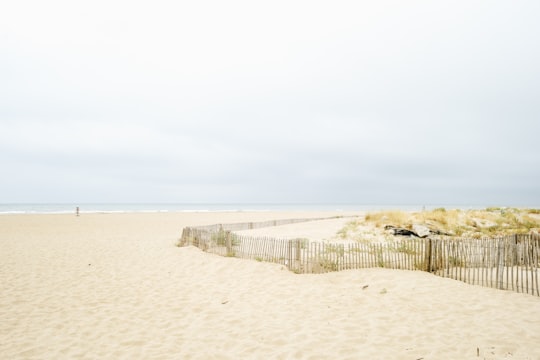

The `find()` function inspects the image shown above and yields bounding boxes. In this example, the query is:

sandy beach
[1,212,540,360]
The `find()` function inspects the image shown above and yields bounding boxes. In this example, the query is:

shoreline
[3,203,537,215]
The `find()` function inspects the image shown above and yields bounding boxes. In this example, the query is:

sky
[1,0,539,206]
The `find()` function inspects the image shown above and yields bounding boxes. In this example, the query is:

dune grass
[341,207,540,241]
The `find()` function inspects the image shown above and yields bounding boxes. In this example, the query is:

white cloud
[1,0,539,205]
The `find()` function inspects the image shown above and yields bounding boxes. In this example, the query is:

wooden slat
[180,221,539,296]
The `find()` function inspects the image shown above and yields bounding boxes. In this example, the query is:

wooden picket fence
[180,216,342,234]
[430,234,540,295]
[178,219,540,296]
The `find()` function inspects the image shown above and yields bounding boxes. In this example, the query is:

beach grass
[340,207,540,240]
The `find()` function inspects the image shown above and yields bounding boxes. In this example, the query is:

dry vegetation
[337,208,540,241]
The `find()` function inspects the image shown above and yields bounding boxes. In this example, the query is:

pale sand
[235,216,359,242]
[1,212,540,360]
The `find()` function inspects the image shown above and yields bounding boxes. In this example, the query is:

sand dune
[1,212,540,359]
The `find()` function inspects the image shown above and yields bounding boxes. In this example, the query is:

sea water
[0,203,497,214]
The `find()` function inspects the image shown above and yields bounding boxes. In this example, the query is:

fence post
[295,239,305,272]
[191,227,195,246]
[288,240,293,269]
[226,231,232,256]
[179,228,188,246]
[425,238,433,272]
[513,234,519,264]
[496,238,505,289]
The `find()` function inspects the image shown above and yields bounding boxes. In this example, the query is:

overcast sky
[1,0,539,206]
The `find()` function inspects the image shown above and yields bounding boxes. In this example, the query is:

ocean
[0,203,503,215]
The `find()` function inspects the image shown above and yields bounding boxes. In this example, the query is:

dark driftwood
[384,225,452,237]
[384,225,425,238]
